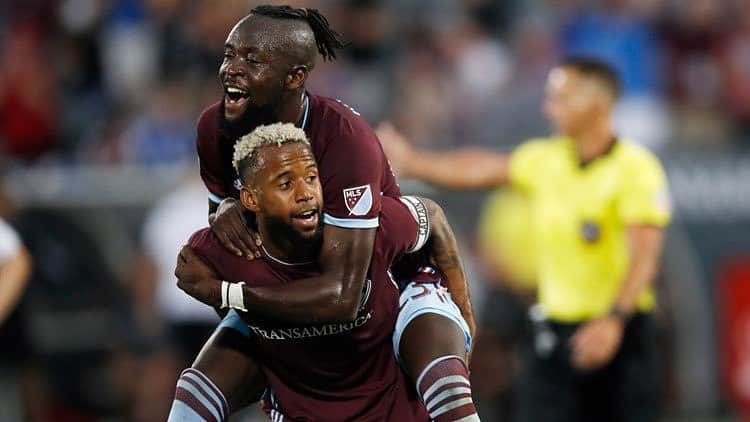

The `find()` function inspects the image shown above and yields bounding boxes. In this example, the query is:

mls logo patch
[234,178,243,190]
[343,184,373,216]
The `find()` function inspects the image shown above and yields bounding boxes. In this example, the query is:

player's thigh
[399,313,467,379]
[193,311,266,410]
[394,281,472,380]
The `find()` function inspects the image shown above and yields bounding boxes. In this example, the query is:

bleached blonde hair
[232,122,311,179]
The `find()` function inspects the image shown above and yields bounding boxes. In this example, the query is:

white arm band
[220,281,247,311]
[399,196,430,253]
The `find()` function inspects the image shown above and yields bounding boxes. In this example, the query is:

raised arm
[376,123,510,190]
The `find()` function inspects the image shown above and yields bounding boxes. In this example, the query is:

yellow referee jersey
[478,188,537,290]
[509,137,671,322]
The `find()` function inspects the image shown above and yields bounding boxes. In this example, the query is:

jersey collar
[300,93,310,129]
[566,136,619,169]
[261,245,314,267]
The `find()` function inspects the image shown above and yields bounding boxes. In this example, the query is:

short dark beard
[219,99,280,141]
[262,213,322,262]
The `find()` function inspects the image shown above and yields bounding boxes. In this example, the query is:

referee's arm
[376,123,510,189]
[570,225,664,370]
[611,225,665,316]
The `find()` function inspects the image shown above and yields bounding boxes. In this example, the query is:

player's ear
[240,187,261,213]
[286,65,308,90]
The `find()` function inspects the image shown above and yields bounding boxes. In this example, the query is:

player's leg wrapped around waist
[392,277,472,361]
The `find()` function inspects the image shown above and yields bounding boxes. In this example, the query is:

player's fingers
[226,228,250,257]
[231,200,248,221]
[570,328,586,350]
[217,230,243,256]
[576,332,597,355]
[573,345,595,369]
[235,223,260,257]
[571,332,595,362]
[225,209,256,255]
[571,349,586,368]
[227,224,255,257]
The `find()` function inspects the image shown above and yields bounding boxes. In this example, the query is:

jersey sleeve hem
[208,191,225,204]
[621,212,672,228]
[323,213,379,229]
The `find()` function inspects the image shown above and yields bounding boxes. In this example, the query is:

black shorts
[516,313,661,422]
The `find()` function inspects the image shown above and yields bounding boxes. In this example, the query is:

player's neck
[571,118,614,164]
[258,222,318,264]
[276,90,307,127]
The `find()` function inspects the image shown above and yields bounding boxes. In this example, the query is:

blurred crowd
[3,0,750,166]
[0,0,748,421]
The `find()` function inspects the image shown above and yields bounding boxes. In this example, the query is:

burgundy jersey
[196,94,401,229]
[188,197,428,421]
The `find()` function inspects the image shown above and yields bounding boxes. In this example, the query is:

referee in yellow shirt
[378,57,671,422]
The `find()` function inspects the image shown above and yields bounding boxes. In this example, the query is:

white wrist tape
[220,281,247,311]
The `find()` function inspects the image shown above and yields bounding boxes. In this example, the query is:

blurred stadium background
[0,0,748,420]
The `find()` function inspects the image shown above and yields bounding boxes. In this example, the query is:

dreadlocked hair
[251,5,346,61]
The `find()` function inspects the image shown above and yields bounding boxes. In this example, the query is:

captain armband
[400,196,431,253]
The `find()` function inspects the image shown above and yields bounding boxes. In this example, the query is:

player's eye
[223,50,234,58]
[305,175,317,183]
[279,181,291,190]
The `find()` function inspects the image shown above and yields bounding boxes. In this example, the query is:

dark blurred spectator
[721,0,750,134]
[388,12,512,148]
[0,24,59,161]
[8,207,127,419]
[661,0,733,145]
[465,13,555,148]
[310,0,399,122]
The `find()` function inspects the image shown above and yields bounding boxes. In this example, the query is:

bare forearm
[242,275,360,324]
[240,226,375,324]
[408,149,509,190]
[612,227,664,314]
[0,249,31,324]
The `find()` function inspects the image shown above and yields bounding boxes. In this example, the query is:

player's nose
[295,184,315,202]
[225,60,246,77]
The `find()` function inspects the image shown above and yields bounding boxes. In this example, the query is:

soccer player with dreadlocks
[173,5,478,421]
